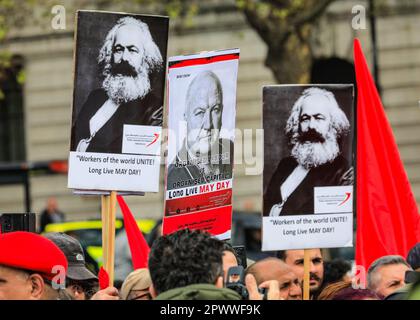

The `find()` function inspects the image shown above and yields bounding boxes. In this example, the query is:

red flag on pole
[117,195,150,269]
[354,38,420,271]
[98,266,110,290]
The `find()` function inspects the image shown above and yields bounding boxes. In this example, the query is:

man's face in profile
[0,265,32,300]
[111,25,145,78]
[298,95,332,144]
[373,263,411,298]
[185,75,222,157]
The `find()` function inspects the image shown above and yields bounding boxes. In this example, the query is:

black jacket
[71,89,163,154]
[166,138,234,191]
[264,156,353,216]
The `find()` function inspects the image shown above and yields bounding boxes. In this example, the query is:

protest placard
[163,49,240,240]
[68,11,168,193]
[262,85,355,250]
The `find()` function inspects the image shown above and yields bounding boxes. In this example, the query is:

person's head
[285,87,350,169]
[0,231,68,300]
[148,229,225,297]
[184,71,223,158]
[331,287,382,300]
[46,197,58,212]
[367,255,412,298]
[147,219,163,248]
[317,280,352,300]
[407,243,420,272]
[221,242,238,283]
[120,268,152,300]
[322,259,352,288]
[99,16,163,104]
[246,257,302,300]
[44,232,98,300]
[277,249,324,294]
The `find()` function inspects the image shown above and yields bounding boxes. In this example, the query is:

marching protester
[317,280,381,300]
[277,249,324,299]
[319,258,352,293]
[367,255,412,299]
[148,228,241,300]
[246,257,302,300]
[222,242,239,283]
[120,268,152,300]
[0,231,70,300]
[44,232,99,300]
[147,229,280,300]
[330,287,382,300]
[45,232,121,301]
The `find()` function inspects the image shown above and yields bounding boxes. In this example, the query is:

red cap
[0,231,68,281]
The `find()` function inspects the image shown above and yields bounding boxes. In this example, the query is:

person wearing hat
[120,268,152,300]
[44,232,99,300]
[0,231,69,300]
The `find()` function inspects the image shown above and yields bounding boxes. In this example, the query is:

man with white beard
[166,71,233,191]
[71,16,164,154]
[264,87,353,216]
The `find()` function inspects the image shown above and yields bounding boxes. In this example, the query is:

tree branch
[292,0,335,27]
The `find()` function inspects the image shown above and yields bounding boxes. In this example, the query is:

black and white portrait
[166,70,234,191]
[263,85,354,216]
[70,11,169,154]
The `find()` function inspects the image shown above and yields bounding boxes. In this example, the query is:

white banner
[68,151,160,192]
[262,213,353,251]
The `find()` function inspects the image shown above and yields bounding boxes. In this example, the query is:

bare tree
[237,0,336,83]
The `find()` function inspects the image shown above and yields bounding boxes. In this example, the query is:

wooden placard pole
[101,195,109,271]
[303,249,310,300]
[101,191,117,287]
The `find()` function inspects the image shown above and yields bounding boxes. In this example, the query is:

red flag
[117,195,150,269]
[354,38,420,271]
[98,267,110,290]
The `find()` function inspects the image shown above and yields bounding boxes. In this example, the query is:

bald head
[184,71,223,157]
[246,258,302,300]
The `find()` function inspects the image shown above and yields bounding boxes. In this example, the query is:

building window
[0,54,25,162]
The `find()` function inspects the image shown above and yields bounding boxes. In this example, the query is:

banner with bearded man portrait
[68,11,168,193]
[262,85,355,251]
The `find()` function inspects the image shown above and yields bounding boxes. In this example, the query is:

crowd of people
[0,228,419,300]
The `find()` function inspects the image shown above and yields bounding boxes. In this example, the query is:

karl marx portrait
[71,16,165,154]
[264,87,353,216]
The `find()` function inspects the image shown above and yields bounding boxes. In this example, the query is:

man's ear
[215,276,224,289]
[28,274,45,300]
[149,283,157,299]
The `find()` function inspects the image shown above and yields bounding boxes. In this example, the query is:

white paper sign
[68,151,160,192]
[262,84,355,251]
[262,214,353,250]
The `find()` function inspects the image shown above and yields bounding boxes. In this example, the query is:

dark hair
[148,229,225,295]
[222,241,236,255]
[331,287,382,300]
[407,243,420,270]
[367,255,411,290]
[323,259,352,287]
[276,250,287,261]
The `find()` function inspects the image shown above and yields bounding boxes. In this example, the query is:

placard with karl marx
[70,11,168,154]
[263,85,354,217]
